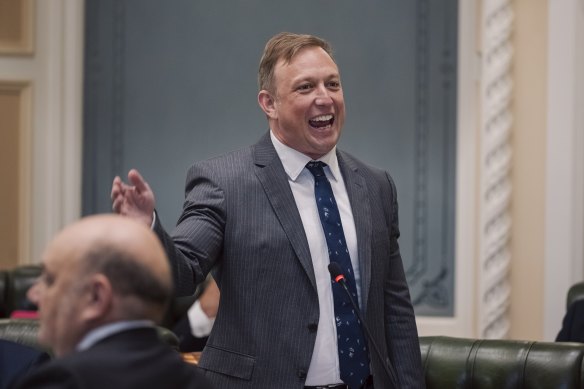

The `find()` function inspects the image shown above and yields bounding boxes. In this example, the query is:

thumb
[127,169,150,194]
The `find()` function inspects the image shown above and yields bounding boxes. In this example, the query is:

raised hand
[110,169,155,227]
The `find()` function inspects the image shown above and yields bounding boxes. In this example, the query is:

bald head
[29,214,172,356]
[50,214,169,277]
[48,215,171,307]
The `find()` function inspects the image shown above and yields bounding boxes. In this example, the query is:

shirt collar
[270,130,341,182]
[76,320,154,351]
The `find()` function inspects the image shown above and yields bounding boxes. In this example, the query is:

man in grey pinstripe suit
[111,32,424,389]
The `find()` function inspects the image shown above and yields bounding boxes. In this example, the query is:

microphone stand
[329,264,399,389]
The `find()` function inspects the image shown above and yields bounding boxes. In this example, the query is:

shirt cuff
[187,300,215,338]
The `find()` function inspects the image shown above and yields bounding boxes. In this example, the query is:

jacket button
[308,323,318,332]
[298,369,307,379]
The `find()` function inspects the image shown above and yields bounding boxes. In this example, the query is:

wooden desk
[182,352,201,365]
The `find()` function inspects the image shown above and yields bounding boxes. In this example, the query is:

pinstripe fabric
[154,132,425,388]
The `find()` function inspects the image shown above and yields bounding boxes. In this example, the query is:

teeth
[312,114,333,122]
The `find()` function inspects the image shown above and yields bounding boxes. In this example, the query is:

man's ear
[81,274,113,322]
[258,90,277,119]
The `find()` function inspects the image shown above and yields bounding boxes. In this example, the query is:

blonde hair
[258,32,334,93]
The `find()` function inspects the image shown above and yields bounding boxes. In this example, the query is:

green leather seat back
[420,336,584,389]
[524,342,584,389]
[420,336,475,387]
[0,265,42,318]
[0,270,8,317]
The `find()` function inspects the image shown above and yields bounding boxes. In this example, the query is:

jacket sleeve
[154,162,226,296]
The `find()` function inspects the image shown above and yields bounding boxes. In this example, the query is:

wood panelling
[0,0,34,55]
[0,82,31,269]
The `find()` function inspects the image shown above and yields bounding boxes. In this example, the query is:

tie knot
[306,161,327,178]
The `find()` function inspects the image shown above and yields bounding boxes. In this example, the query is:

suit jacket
[556,299,584,342]
[155,132,424,388]
[11,327,212,389]
[0,339,49,389]
[173,312,209,352]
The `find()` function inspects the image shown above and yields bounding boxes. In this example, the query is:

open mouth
[309,114,334,129]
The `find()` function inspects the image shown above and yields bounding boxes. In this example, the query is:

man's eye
[297,84,312,91]
[42,273,55,286]
[328,81,341,89]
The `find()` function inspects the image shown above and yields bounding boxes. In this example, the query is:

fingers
[112,196,124,213]
[111,176,121,199]
[111,176,123,213]
[128,169,151,194]
[110,169,155,217]
[111,174,138,213]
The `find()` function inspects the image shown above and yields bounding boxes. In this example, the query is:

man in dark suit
[0,339,49,389]
[12,215,212,389]
[556,299,584,342]
[173,275,219,352]
[111,32,424,388]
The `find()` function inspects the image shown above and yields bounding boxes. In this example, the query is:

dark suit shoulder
[14,349,212,389]
[189,144,255,174]
[337,149,393,180]
[557,299,584,342]
[0,339,50,389]
[14,329,213,389]
[11,360,78,389]
[337,149,397,199]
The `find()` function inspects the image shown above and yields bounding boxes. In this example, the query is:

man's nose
[314,86,333,105]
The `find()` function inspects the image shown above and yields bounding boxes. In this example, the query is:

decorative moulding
[0,0,34,55]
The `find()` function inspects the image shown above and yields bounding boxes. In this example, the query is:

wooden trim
[0,81,32,267]
[0,0,35,55]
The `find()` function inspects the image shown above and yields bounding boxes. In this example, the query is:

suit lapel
[338,152,372,314]
[252,133,317,291]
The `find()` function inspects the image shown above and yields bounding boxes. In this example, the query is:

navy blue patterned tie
[306,161,370,389]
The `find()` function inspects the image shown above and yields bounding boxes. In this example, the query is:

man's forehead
[41,253,62,275]
[280,46,330,63]
[279,48,337,72]
[42,240,76,271]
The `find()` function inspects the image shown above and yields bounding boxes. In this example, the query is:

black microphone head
[328,262,344,280]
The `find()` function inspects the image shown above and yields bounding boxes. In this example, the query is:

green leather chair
[420,336,584,388]
[0,265,41,318]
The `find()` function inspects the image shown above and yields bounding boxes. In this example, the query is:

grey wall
[83,0,457,316]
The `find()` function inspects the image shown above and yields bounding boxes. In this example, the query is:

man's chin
[37,328,54,349]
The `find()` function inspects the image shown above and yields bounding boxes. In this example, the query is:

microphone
[328,262,399,389]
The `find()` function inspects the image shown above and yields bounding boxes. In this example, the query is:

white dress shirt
[270,132,362,386]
